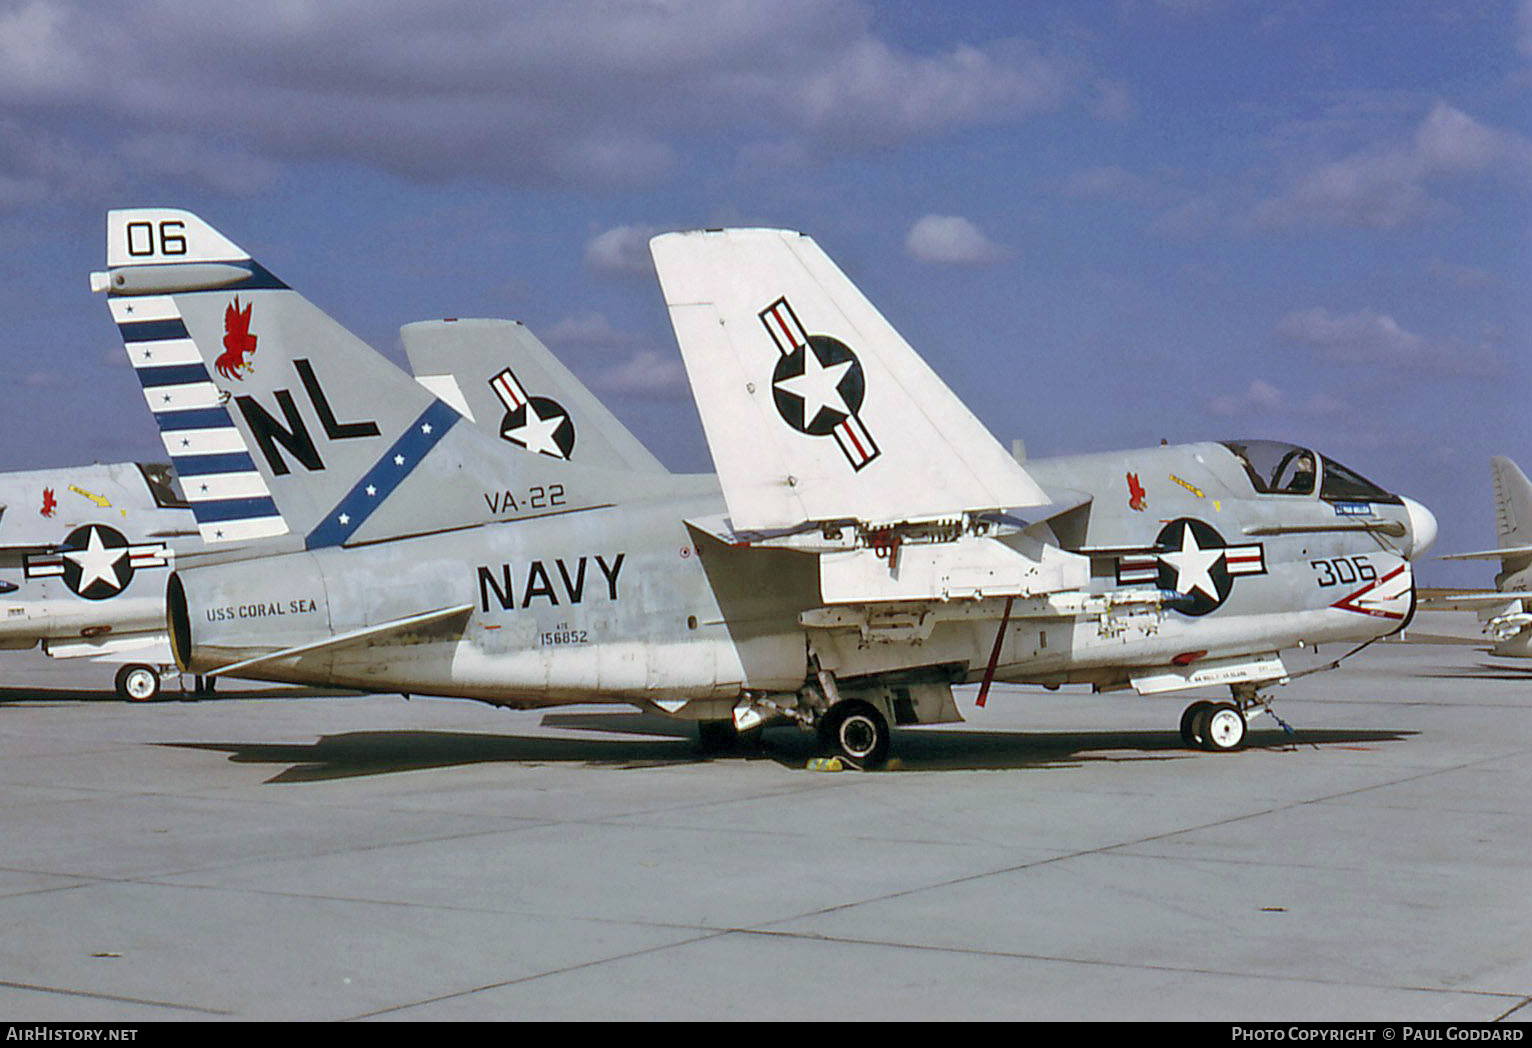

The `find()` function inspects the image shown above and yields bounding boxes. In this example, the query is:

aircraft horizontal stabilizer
[650,228,1050,533]
[206,603,473,678]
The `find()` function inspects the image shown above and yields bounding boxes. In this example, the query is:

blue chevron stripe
[304,399,461,550]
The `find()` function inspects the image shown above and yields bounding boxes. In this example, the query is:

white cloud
[786,36,1072,147]
[542,311,644,350]
[904,214,1010,265]
[584,225,659,278]
[590,349,690,400]
[1207,379,1351,419]
[0,1,1079,199]
[0,1,85,97]
[1247,103,1532,231]
[1276,306,1501,376]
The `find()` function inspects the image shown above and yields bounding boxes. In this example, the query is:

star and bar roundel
[489,367,576,460]
[23,524,170,601]
[759,297,880,471]
[1115,518,1267,617]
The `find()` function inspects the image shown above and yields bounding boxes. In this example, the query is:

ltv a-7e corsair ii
[0,461,195,700]
[91,210,1436,766]
[0,316,628,702]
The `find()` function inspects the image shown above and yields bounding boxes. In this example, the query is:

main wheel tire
[1180,701,1214,746]
[1200,702,1248,752]
[115,664,161,703]
[825,701,891,768]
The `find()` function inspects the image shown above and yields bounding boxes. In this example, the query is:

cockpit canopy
[1219,440,1401,505]
[136,462,190,509]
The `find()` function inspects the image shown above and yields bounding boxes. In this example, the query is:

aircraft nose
[1400,496,1438,560]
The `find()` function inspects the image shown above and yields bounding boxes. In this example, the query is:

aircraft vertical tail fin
[93,209,514,547]
[1489,457,1532,602]
[1491,456,1532,552]
[649,228,1050,532]
[401,318,668,474]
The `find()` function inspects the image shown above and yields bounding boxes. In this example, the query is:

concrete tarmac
[0,638,1527,1021]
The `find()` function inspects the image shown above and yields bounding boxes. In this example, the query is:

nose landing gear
[1180,682,1282,752]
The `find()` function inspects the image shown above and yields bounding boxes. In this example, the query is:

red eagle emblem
[40,487,56,518]
[1126,472,1147,512]
[215,297,258,381]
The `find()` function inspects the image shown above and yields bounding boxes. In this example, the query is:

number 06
[125,220,187,258]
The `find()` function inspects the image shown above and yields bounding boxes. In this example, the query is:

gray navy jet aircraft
[1424,456,1532,655]
[91,210,1437,766]
[0,317,633,701]
[0,461,194,699]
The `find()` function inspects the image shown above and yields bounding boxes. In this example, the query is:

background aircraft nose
[1401,496,1438,559]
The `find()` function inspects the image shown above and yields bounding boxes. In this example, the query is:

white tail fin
[650,228,1049,532]
[95,208,646,548]
[98,210,290,544]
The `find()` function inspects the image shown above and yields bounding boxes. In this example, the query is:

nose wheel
[1179,693,1258,752]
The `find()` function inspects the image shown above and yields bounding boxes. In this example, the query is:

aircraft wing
[1438,545,1532,562]
[1417,589,1532,611]
[650,228,1050,532]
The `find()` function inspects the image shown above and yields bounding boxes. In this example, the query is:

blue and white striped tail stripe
[110,295,289,544]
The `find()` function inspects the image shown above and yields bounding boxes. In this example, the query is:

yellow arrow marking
[69,485,112,509]
[1169,474,1205,498]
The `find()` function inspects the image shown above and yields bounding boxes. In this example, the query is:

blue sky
[0,0,1526,583]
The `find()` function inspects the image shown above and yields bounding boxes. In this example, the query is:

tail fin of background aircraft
[401,318,669,475]
[1487,457,1532,652]
[93,209,595,548]
[1433,457,1532,654]
[1491,456,1532,556]
[649,228,1051,532]
[1443,457,1532,571]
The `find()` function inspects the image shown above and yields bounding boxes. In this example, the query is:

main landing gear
[114,663,164,703]
[114,666,218,703]
[817,700,892,768]
[1179,683,1279,752]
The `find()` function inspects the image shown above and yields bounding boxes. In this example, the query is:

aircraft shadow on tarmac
[1415,662,1532,682]
[164,712,1417,783]
[0,685,356,705]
